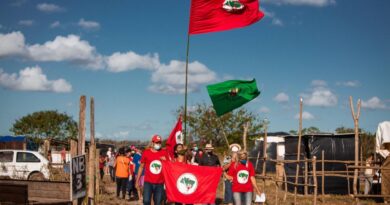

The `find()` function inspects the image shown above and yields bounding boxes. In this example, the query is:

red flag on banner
[162,161,223,204]
[166,116,183,160]
[189,0,264,35]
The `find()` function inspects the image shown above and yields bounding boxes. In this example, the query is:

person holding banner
[136,134,168,205]
[227,151,262,205]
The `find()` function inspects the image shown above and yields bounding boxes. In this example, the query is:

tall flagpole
[184,33,190,145]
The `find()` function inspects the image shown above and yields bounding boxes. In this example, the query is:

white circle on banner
[237,170,249,184]
[176,173,198,195]
[149,160,162,174]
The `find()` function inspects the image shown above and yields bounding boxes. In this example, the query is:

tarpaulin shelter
[284,133,355,195]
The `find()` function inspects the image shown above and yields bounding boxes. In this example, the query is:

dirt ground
[96,174,381,205]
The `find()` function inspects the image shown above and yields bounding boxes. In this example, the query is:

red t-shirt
[228,161,255,192]
[141,148,168,184]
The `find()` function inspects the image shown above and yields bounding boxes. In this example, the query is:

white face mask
[154,144,161,150]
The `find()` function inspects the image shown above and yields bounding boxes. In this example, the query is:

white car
[0,150,50,180]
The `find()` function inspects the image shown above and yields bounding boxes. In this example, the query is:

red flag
[166,116,183,160]
[189,0,264,35]
[162,161,222,204]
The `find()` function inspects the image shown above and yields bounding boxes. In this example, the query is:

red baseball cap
[152,134,162,143]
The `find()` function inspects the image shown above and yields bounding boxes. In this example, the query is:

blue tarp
[0,136,26,142]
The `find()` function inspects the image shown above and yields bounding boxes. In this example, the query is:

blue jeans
[224,180,233,203]
[143,181,164,205]
[233,192,252,205]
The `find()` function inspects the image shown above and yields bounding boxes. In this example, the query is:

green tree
[10,110,78,140]
[176,103,263,148]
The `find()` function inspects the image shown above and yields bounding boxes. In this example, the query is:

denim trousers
[233,192,253,205]
[224,180,233,203]
[143,181,164,205]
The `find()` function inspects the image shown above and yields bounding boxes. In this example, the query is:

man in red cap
[136,134,168,205]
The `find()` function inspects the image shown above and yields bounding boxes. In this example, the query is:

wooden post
[88,97,95,205]
[262,121,268,191]
[304,157,308,195]
[78,95,86,155]
[312,157,318,205]
[70,139,78,205]
[70,139,78,157]
[95,148,100,198]
[243,122,249,151]
[275,181,279,205]
[255,148,261,171]
[283,169,287,202]
[262,121,268,177]
[349,96,361,199]
[322,150,325,203]
[294,98,303,204]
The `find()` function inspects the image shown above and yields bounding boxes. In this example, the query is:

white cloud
[37,3,64,13]
[106,51,160,72]
[150,60,217,94]
[259,106,271,113]
[78,19,100,30]
[0,66,72,92]
[301,87,337,107]
[295,111,314,120]
[274,92,289,103]
[0,31,26,57]
[361,97,387,110]
[50,21,60,28]
[27,34,104,69]
[336,80,360,87]
[263,0,335,7]
[311,80,327,87]
[261,8,284,26]
[18,20,34,26]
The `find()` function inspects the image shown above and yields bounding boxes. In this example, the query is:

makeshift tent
[249,132,289,173]
[284,133,355,195]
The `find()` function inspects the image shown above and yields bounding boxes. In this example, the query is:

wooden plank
[29,189,69,200]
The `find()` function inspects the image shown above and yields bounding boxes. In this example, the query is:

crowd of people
[99,134,265,205]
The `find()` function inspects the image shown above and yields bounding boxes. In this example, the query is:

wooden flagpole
[294,98,303,204]
[184,34,190,145]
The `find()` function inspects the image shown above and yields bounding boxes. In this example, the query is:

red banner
[189,0,264,35]
[162,161,222,204]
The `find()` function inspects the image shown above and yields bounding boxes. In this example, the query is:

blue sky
[0,0,389,141]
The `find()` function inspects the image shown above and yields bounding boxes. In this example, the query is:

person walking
[226,151,262,205]
[115,147,130,199]
[136,135,168,205]
[108,152,116,182]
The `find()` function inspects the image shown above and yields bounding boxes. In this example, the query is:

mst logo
[177,173,198,195]
[237,170,249,184]
[149,160,162,174]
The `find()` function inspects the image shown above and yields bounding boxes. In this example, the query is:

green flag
[207,79,260,116]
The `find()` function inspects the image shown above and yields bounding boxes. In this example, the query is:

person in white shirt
[106,147,112,175]
[376,121,390,202]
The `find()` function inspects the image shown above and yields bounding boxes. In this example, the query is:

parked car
[0,150,50,180]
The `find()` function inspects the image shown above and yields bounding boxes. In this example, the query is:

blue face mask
[193,147,198,151]
[240,160,247,165]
